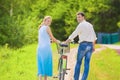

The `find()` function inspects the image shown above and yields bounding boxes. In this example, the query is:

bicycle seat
[59,43,68,47]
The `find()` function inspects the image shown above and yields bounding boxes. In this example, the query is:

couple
[37,12,97,80]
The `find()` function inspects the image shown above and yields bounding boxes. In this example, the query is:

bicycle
[54,43,70,80]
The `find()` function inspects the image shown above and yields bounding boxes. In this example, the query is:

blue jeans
[74,42,93,80]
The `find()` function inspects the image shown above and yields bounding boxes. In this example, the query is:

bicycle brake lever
[66,68,70,70]
[53,76,58,78]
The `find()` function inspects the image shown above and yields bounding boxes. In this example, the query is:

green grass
[88,48,120,80]
[0,44,37,80]
[0,44,120,80]
[0,43,59,80]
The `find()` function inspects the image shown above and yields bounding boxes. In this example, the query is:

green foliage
[114,41,120,45]
[117,22,120,28]
[0,0,120,47]
[0,16,24,47]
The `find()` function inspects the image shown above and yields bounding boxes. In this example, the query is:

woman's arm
[47,26,59,43]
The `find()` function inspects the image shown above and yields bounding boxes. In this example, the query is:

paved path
[65,48,77,80]
[101,44,120,54]
[65,47,84,80]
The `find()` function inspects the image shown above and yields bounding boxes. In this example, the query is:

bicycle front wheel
[61,69,66,80]
[58,60,66,80]
[58,58,62,80]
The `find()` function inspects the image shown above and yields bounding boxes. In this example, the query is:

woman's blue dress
[37,25,52,76]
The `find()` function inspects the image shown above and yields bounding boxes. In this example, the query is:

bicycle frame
[56,43,70,80]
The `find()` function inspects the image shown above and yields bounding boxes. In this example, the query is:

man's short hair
[77,12,85,17]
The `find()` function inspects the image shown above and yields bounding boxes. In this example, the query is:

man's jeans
[74,42,93,80]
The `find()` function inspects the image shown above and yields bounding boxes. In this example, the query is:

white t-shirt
[68,20,97,43]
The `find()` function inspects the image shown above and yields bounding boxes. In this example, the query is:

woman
[37,16,59,80]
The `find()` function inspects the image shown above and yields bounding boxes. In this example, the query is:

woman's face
[44,18,52,26]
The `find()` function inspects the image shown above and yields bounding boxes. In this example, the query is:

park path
[102,44,120,54]
[64,44,120,80]
[64,48,77,80]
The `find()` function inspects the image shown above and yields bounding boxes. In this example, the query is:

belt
[81,41,92,43]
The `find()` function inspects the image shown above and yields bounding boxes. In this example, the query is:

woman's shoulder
[40,25,48,29]
[39,25,49,32]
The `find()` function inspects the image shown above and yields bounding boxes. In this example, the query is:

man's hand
[93,47,95,52]
[65,39,71,44]
[56,40,61,44]
[93,40,96,52]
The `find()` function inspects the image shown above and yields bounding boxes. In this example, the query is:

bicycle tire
[58,59,67,80]
[61,69,66,80]
[58,58,63,80]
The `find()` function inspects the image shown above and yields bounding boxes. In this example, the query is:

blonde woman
[37,16,59,80]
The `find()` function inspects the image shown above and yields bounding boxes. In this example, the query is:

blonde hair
[38,16,52,29]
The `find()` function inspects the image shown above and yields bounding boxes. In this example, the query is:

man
[65,12,97,80]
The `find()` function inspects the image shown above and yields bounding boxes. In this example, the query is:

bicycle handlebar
[59,43,68,47]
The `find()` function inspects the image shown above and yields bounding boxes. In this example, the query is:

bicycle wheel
[58,58,63,80]
[61,69,66,80]
[58,58,67,80]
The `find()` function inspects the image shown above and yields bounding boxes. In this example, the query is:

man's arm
[66,24,81,43]
[91,26,97,52]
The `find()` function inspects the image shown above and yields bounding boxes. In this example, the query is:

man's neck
[79,19,85,23]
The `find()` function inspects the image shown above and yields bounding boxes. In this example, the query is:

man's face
[77,14,84,23]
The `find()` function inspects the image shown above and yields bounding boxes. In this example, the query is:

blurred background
[0,0,120,80]
[0,0,120,47]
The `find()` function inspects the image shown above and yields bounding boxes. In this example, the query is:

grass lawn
[88,48,120,80]
[0,43,59,80]
[0,43,120,80]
